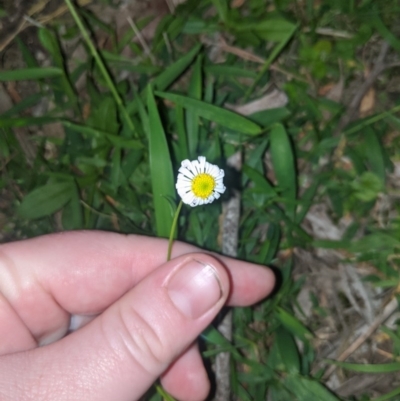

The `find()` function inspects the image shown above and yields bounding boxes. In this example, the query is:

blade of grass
[244,23,298,100]
[153,43,202,91]
[156,91,262,135]
[269,123,297,220]
[64,0,135,133]
[186,55,202,157]
[0,67,63,81]
[147,87,176,238]
[325,360,400,373]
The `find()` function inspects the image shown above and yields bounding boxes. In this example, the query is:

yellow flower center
[191,173,216,199]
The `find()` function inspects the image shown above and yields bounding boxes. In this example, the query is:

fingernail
[166,259,223,319]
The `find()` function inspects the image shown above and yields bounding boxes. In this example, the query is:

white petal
[178,166,195,179]
[198,156,206,173]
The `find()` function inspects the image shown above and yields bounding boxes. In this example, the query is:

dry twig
[322,297,398,380]
[214,152,241,401]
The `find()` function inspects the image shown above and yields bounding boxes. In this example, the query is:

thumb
[0,253,230,401]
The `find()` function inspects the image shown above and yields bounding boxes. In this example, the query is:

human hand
[0,231,275,401]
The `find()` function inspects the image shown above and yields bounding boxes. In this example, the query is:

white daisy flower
[175,156,226,207]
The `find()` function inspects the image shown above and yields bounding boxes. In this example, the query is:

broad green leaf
[0,67,62,81]
[269,123,297,219]
[147,87,176,238]
[275,307,313,341]
[351,172,383,202]
[18,182,74,220]
[275,327,301,373]
[156,91,262,135]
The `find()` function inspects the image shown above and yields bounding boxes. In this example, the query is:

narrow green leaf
[0,116,59,128]
[372,16,400,52]
[275,307,313,341]
[283,374,340,401]
[364,127,386,183]
[186,55,202,157]
[62,121,143,149]
[372,386,400,401]
[243,164,277,198]
[205,65,258,79]
[156,91,262,135]
[153,43,202,91]
[62,184,83,229]
[0,67,63,81]
[245,23,298,99]
[147,87,176,238]
[18,182,74,219]
[326,360,400,373]
[269,123,297,219]
[175,105,189,161]
[296,178,320,224]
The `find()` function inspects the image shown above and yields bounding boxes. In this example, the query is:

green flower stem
[64,0,135,133]
[167,200,183,261]
[156,384,177,401]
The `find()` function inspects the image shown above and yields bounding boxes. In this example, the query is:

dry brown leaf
[318,82,336,96]
[226,89,288,115]
[325,77,344,103]
[231,0,245,8]
[359,87,375,117]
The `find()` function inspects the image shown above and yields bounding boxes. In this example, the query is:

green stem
[64,0,135,133]
[167,200,183,261]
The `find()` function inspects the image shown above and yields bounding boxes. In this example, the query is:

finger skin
[0,253,230,401]
[0,231,275,349]
[0,231,276,400]
[161,342,210,401]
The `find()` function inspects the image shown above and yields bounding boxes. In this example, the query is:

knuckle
[110,305,170,375]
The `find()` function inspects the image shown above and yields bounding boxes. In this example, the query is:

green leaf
[18,182,74,220]
[269,123,297,219]
[147,87,176,238]
[243,164,277,198]
[364,127,386,183]
[275,307,313,341]
[326,360,400,373]
[186,55,202,157]
[372,386,400,401]
[234,17,297,42]
[153,43,202,91]
[283,374,340,401]
[62,184,83,229]
[156,91,262,135]
[0,117,59,128]
[275,327,301,373]
[351,171,383,202]
[0,67,63,81]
